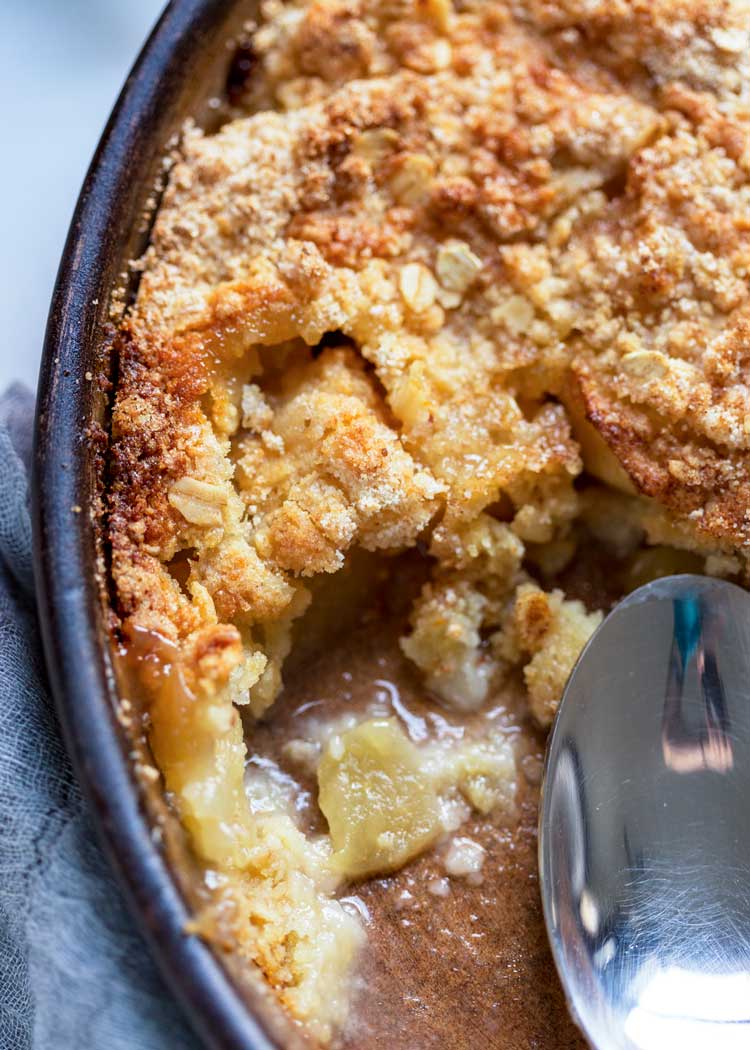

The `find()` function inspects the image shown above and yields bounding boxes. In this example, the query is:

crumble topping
[109,0,750,1040]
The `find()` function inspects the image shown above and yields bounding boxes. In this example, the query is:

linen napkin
[0,384,200,1050]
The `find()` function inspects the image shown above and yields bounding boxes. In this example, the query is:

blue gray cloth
[0,385,200,1050]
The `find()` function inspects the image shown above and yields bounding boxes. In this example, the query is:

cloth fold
[0,385,199,1050]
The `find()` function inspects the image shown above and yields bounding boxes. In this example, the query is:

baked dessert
[108,0,750,1044]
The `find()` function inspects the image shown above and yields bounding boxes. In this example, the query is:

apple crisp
[109,0,750,1042]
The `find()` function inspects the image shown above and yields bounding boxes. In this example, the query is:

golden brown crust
[109,327,207,638]
[110,0,750,669]
[577,364,750,549]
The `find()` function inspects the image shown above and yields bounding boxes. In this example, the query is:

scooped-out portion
[109,0,750,1043]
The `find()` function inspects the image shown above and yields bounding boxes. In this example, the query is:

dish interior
[105,0,750,1045]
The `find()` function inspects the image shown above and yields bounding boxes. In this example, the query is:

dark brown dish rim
[32,2,291,1048]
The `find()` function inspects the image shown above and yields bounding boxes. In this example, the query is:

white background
[0,0,165,393]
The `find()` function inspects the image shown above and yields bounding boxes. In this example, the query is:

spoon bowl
[539,574,750,1050]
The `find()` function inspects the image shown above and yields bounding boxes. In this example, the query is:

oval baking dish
[35,1,750,1047]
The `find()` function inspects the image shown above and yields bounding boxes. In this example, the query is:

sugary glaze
[108,0,750,1042]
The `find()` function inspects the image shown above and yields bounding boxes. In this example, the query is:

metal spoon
[539,574,750,1050]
